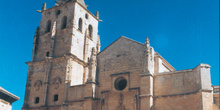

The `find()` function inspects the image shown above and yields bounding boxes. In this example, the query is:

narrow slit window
[54,94,58,102]
[56,10,61,16]
[46,51,49,57]
[45,20,51,33]
[61,16,67,29]
[35,97,39,104]
[78,18,82,32]
[88,25,93,38]
[85,13,88,19]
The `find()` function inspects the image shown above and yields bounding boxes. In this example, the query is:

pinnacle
[145,37,150,46]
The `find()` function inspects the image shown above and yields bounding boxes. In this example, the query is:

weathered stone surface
[22,0,219,110]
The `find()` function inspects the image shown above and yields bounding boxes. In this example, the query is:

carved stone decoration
[34,80,42,91]
[87,47,97,83]
[116,105,126,110]
[143,37,154,75]
[53,77,62,89]
[116,93,127,110]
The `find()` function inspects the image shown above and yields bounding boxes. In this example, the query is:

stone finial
[55,1,59,6]
[145,37,150,46]
[42,3,47,11]
[95,11,99,19]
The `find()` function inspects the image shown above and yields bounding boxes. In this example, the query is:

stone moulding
[154,89,212,98]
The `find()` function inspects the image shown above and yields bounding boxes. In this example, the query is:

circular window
[115,77,127,91]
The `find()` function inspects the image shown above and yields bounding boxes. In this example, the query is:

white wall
[0,99,12,110]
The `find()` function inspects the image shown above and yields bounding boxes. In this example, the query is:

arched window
[61,16,67,29]
[78,18,82,32]
[45,20,51,33]
[56,10,61,16]
[88,25,93,38]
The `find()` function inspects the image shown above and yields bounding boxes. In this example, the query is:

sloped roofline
[98,36,144,55]
[97,36,175,71]
[155,52,176,71]
[0,87,20,103]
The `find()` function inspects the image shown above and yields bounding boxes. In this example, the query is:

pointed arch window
[45,20,51,33]
[88,25,93,38]
[78,18,82,32]
[61,16,67,29]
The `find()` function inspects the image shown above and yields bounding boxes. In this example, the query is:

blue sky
[0,0,219,110]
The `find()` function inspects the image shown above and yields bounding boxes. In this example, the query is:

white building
[0,87,19,110]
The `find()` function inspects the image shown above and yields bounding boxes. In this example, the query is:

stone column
[84,82,96,110]
[140,37,155,110]
[198,64,213,110]
[84,48,97,110]
[140,75,153,110]
[87,47,97,83]
[50,21,57,57]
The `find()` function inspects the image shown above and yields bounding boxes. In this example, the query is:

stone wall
[154,64,214,110]
[67,85,85,101]
[35,2,76,61]
[97,37,145,110]
[72,3,99,62]
[213,86,220,110]
[26,57,67,107]
[22,0,219,110]
[154,91,202,110]
[154,69,201,96]
[154,56,174,73]
[24,1,101,108]
[98,37,144,92]
[34,1,100,63]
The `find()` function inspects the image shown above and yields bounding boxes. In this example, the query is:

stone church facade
[22,0,219,110]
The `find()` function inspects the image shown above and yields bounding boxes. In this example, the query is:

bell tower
[23,0,100,109]
[32,0,100,85]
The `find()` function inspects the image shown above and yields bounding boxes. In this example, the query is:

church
[22,0,219,110]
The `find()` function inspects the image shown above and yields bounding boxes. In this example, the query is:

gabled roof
[97,36,175,71]
[155,52,176,71]
[98,36,144,55]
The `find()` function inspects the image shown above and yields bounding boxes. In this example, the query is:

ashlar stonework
[22,0,220,110]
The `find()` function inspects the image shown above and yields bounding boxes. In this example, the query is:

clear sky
[0,0,219,110]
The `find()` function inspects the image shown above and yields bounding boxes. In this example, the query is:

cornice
[26,53,88,67]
